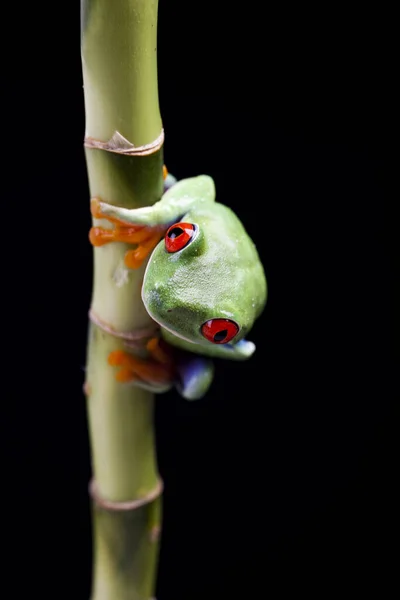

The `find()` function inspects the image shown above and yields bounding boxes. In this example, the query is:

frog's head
[141,215,266,349]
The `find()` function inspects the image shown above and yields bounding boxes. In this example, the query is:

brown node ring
[84,129,164,156]
[89,477,163,512]
[88,308,159,345]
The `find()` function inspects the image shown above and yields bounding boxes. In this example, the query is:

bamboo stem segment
[81,1,164,598]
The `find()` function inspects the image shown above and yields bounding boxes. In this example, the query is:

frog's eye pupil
[201,319,239,344]
[213,329,228,342]
[167,227,184,239]
[165,222,196,252]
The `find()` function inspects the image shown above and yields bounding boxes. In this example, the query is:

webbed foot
[107,337,176,391]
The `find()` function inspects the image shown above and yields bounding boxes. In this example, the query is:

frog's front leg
[88,166,175,269]
[89,175,215,231]
[89,198,167,269]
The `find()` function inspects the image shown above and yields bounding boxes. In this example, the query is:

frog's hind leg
[176,355,215,401]
[107,337,176,393]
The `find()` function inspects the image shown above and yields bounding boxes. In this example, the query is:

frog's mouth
[146,305,198,345]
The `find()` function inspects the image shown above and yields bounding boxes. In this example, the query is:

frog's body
[90,174,267,400]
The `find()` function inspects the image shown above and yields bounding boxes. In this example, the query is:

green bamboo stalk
[81,1,164,598]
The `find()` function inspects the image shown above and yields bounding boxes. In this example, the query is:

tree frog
[90,172,267,400]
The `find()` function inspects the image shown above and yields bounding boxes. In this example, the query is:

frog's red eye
[201,319,239,344]
[165,222,196,253]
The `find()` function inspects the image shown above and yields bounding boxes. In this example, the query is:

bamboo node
[89,478,163,512]
[89,308,159,346]
[84,129,164,156]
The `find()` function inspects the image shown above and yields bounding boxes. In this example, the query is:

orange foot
[89,198,166,269]
[108,337,175,387]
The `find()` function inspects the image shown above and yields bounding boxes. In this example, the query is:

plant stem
[81,1,164,598]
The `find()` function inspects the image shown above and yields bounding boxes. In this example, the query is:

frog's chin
[142,300,198,345]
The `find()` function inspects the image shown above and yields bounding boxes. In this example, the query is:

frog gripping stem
[89,200,166,269]
[88,164,169,269]
[107,337,175,386]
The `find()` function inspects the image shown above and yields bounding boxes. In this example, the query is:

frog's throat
[146,306,198,345]
[140,287,198,345]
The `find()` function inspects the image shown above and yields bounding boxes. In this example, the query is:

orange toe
[115,368,138,383]
[108,350,126,367]
[90,198,103,219]
[124,231,163,269]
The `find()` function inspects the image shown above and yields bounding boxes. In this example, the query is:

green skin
[97,175,267,399]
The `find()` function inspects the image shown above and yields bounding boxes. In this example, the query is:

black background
[0,2,397,599]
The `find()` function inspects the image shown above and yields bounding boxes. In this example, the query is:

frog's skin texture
[90,174,267,400]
